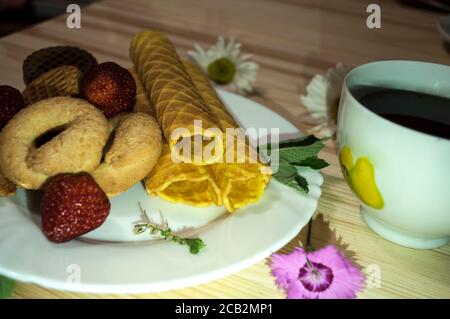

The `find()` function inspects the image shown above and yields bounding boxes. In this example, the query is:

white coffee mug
[337,60,450,249]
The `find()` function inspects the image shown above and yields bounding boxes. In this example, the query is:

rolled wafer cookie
[129,30,224,165]
[145,145,221,207]
[183,60,271,212]
[129,67,155,116]
[144,61,271,211]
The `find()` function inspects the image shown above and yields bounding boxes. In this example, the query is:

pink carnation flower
[270,245,364,299]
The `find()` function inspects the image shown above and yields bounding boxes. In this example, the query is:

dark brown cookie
[23,46,97,85]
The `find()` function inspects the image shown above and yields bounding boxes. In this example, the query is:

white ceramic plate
[0,90,323,293]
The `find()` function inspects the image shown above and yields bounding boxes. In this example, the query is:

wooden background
[0,0,449,298]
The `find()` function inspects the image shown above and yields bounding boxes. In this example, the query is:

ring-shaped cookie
[91,112,162,196]
[0,97,109,189]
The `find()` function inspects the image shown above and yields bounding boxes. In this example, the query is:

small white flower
[188,36,258,93]
[300,63,351,137]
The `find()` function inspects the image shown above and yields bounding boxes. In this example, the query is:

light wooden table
[1,0,449,299]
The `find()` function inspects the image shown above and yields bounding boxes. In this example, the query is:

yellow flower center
[207,58,236,85]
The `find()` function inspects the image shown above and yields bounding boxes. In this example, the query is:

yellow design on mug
[339,146,384,209]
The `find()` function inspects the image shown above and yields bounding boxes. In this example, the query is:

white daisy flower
[188,36,259,93]
[300,63,352,137]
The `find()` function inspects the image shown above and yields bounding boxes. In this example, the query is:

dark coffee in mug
[350,85,450,139]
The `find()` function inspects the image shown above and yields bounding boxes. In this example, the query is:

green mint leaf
[266,135,328,164]
[0,275,15,299]
[278,135,321,148]
[294,174,309,193]
[294,156,329,170]
[263,135,319,152]
[272,158,297,183]
[273,158,310,193]
[277,171,309,193]
[279,141,324,163]
[268,134,328,194]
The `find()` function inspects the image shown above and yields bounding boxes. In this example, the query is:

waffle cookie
[23,46,97,85]
[22,65,82,105]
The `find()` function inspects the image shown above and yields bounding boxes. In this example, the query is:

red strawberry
[41,173,110,243]
[0,85,26,130]
[80,61,136,118]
